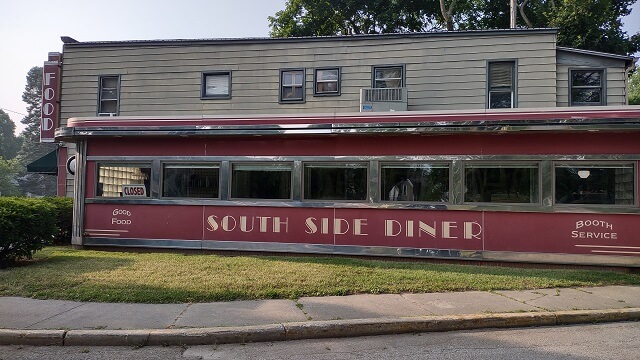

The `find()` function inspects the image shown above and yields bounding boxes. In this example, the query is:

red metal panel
[84,204,203,240]
[82,203,640,257]
[86,133,640,157]
[483,211,640,256]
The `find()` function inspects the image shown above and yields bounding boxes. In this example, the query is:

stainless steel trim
[369,160,379,203]
[292,161,302,202]
[220,161,230,200]
[151,160,160,198]
[85,154,640,162]
[81,238,640,267]
[71,139,86,246]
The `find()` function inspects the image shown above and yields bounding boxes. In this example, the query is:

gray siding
[59,32,559,125]
[556,50,629,107]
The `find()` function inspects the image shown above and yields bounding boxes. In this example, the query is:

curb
[1,308,639,346]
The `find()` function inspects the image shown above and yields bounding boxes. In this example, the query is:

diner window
[304,163,367,201]
[381,163,449,202]
[231,163,292,200]
[98,76,120,115]
[487,61,516,109]
[555,163,634,205]
[162,164,220,198]
[570,69,605,106]
[465,164,539,203]
[314,68,340,95]
[96,163,151,198]
[201,71,231,99]
[280,69,305,102]
[373,65,404,88]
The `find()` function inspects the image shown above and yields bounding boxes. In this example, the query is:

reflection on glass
[381,163,449,202]
[374,66,403,88]
[304,163,367,200]
[555,164,634,205]
[465,165,538,203]
[97,164,151,197]
[162,164,219,198]
[231,163,292,199]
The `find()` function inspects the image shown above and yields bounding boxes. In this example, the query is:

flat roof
[61,28,558,48]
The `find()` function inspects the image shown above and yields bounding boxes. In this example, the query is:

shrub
[42,197,73,245]
[0,197,57,268]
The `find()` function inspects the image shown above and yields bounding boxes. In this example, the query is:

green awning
[26,149,58,174]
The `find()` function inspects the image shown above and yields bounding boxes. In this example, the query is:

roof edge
[557,46,634,63]
[61,28,558,48]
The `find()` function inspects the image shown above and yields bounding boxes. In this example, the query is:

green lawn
[0,247,639,303]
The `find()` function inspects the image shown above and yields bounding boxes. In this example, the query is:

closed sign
[122,184,147,197]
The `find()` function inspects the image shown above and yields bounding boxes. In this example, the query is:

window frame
[486,60,517,109]
[553,161,636,206]
[160,162,221,199]
[379,161,451,203]
[463,162,541,205]
[569,68,606,106]
[313,67,341,96]
[229,162,294,201]
[201,71,232,100]
[97,75,120,116]
[279,68,306,103]
[371,64,405,89]
[95,162,152,198]
[302,162,369,202]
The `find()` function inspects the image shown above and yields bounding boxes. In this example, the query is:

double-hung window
[201,71,231,99]
[487,61,516,109]
[314,68,340,95]
[570,69,605,106]
[98,76,120,115]
[373,65,404,88]
[280,69,305,102]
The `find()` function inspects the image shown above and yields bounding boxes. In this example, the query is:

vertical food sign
[41,52,61,142]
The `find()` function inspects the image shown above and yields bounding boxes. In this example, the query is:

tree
[629,70,640,105]
[0,158,20,196]
[268,0,639,55]
[268,0,442,37]
[0,110,22,160]
[16,66,57,196]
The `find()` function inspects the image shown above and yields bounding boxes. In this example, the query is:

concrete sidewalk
[1,285,639,346]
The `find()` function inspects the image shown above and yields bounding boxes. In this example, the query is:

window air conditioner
[97,113,117,117]
[360,87,408,112]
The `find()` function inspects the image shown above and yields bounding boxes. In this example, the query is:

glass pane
[489,62,514,88]
[316,81,338,93]
[231,163,292,199]
[465,165,538,203]
[318,69,338,81]
[163,165,219,198]
[489,91,513,108]
[381,163,449,202]
[101,77,118,89]
[572,71,601,87]
[99,100,118,114]
[555,164,634,205]
[97,164,151,198]
[282,86,303,100]
[304,163,367,200]
[204,74,229,96]
[283,71,303,86]
[101,88,118,100]
[571,88,602,104]
[375,67,402,80]
[374,79,402,88]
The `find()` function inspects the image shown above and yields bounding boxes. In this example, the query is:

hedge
[0,197,73,268]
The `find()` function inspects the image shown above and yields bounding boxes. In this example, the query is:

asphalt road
[1,322,638,359]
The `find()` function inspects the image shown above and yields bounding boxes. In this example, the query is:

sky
[1,0,639,136]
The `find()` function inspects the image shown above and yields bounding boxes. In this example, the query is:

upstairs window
[314,68,340,95]
[570,69,604,106]
[201,71,231,99]
[488,61,516,109]
[280,69,305,103]
[98,76,120,116]
[373,65,404,88]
